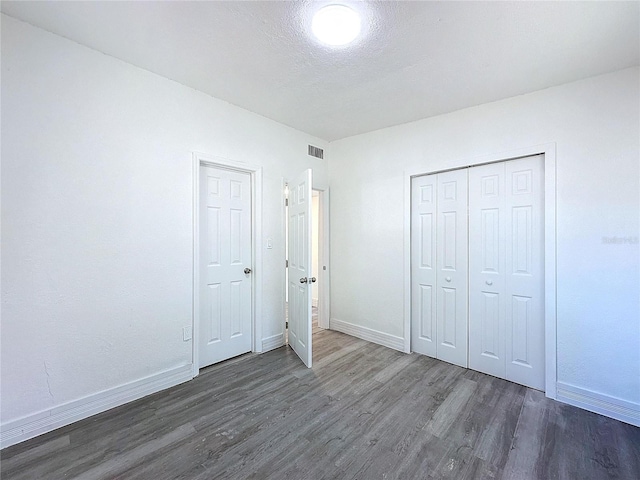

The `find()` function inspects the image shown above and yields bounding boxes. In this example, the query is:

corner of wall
[556,382,640,427]
[329,318,405,352]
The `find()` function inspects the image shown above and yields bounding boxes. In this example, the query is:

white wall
[2,13,638,442]
[329,68,640,412]
[0,15,328,429]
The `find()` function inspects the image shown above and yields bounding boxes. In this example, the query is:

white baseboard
[330,318,405,352]
[0,364,193,449]
[262,333,285,352]
[556,382,640,427]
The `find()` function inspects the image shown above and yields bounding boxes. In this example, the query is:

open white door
[287,169,313,367]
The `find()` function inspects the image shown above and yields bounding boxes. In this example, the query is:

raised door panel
[411,175,437,357]
[294,206,309,352]
[206,283,222,344]
[229,281,242,338]
[469,162,506,379]
[505,155,544,390]
[436,169,468,368]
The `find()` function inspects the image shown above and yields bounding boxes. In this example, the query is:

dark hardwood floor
[2,320,639,479]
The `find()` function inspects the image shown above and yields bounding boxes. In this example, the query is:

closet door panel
[436,169,468,368]
[469,162,506,379]
[411,175,437,357]
[505,155,545,390]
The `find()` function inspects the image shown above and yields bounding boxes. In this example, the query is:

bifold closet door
[411,169,468,367]
[435,169,468,368]
[468,155,545,390]
[469,162,507,379]
[504,156,544,390]
[411,174,437,357]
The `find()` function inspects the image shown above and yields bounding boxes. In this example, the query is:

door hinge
[285,198,289,206]
[286,259,289,268]
[286,321,289,329]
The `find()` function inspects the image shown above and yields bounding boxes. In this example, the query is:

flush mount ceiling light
[312,4,361,46]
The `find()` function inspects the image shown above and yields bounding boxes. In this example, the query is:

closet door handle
[445,276,451,282]
[486,280,493,286]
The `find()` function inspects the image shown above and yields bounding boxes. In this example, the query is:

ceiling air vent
[308,145,324,159]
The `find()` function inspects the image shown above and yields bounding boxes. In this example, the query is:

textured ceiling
[2,1,639,141]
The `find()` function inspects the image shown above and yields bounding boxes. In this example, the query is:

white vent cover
[308,145,324,159]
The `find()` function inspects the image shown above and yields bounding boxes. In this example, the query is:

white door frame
[192,152,263,378]
[404,143,557,399]
[316,186,331,330]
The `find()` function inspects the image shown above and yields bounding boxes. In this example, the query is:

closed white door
[504,156,544,390]
[469,161,507,379]
[287,169,313,368]
[436,169,469,368]
[468,155,544,390]
[411,174,437,357]
[412,157,544,389]
[199,165,252,368]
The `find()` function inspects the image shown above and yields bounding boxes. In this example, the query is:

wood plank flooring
[2,322,639,479]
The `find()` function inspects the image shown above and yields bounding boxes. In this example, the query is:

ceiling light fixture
[312,4,361,46]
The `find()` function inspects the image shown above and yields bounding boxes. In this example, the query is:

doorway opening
[192,152,263,378]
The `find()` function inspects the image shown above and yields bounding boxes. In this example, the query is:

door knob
[310,277,317,283]
[486,280,493,285]
[445,276,451,282]
[244,268,252,274]
[300,277,308,284]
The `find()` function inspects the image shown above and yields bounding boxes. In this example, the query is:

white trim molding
[330,318,405,352]
[192,152,263,378]
[404,143,558,398]
[0,364,193,449]
[262,333,285,352]
[556,382,640,427]
[316,187,331,330]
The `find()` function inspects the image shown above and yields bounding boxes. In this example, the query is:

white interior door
[411,174,437,357]
[436,169,469,368]
[199,165,252,368]
[469,161,507,379]
[504,155,544,390]
[468,156,544,390]
[287,169,313,367]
